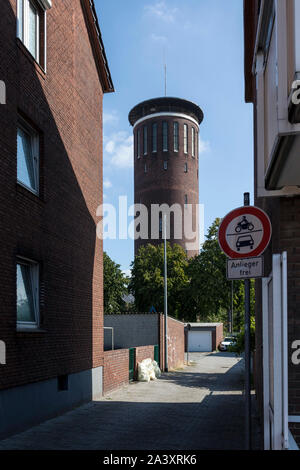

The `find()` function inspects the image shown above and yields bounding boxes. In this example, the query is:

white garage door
[188,331,212,352]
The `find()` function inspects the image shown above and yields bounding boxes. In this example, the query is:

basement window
[57,375,69,391]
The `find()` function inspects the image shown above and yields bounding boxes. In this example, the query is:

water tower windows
[164,161,168,170]
[144,163,147,173]
[143,125,148,155]
[184,124,188,154]
[137,129,141,159]
[162,121,168,152]
[159,214,163,234]
[152,123,157,153]
[192,127,195,157]
[173,122,179,152]
[184,194,188,206]
[184,162,188,173]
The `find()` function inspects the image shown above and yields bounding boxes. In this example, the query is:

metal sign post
[218,195,272,450]
[244,191,251,451]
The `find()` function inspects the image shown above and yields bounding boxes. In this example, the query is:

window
[152,123,157,153]
[144,163,147,173]
[143,125,148,155]
[137,129,141,158]
[164,161,168,170]
[184,162,188,173]
[184,124,188,154]
[17,258,39,328]
[184,194,188,206]
[174,122,179,152]
[159,214,163,233]
[162,121,168,152]
[17,120,39,194]
[192,127,195,157]
[17,0,47,66]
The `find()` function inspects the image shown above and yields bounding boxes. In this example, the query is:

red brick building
[0,0,113,438]
[128,97,204,258]
[244,0,300,449]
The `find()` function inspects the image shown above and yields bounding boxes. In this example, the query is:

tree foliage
[181,218,255,329]
[103,251,128,314]
[129,243,188,317]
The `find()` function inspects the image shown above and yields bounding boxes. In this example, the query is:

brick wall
[0,1,105,391]
[160,315,185,371]
[103,349,129,395]
[133,111,200,258]
[215,324,224,350]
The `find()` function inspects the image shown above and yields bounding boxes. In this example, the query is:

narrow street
[0,353,261,450]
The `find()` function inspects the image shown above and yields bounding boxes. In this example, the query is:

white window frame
[143,125,148,155]
[16,257,40,329]
[17,118,40,195]
[184,124,188,154]
[137,129,141,159]
[162,121,168,152]
[191,127,195,157]
[174,122,179,152]
[17,0,51,69]
[17,0,40,62]
[152,123,157,153]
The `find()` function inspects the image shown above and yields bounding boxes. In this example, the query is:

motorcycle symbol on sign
[235,216,254,233]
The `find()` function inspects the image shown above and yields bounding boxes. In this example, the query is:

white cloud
[150,33,167,43]
[103,179,112,189]
[199,135,210,155]
[145,1,178,23]
[104,131,134,169]
[103,111,119,126]
[122,269,132,278]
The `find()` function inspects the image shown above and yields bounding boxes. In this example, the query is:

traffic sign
[218,206,272,259]
[227,257,264,280]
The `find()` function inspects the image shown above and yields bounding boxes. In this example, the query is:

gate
[154,345,159,366]
[262,252,288,450]
[129,347,135,381]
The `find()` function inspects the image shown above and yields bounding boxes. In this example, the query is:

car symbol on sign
[236,235,254,251]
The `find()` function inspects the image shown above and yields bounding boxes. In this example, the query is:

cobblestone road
[0,352,261,450]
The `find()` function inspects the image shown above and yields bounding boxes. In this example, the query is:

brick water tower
[129,97,204,258]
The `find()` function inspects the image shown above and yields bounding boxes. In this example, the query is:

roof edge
[81,0,114,94]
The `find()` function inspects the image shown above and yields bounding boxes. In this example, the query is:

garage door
[188,331,212,352]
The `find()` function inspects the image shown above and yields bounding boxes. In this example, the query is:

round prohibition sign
[218,206,272,259]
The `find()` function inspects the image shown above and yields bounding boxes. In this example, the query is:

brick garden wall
[160,315,185,371]
[103,349,129,395]
[215,324,224,350]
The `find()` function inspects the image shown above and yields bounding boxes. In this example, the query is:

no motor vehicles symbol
[218,206,272,259]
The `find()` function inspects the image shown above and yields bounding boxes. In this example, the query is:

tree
[103,252,128,314]
[182,218,251,327]
[129,243,188,317]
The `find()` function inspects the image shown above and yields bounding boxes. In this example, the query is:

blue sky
[95,0,254,275]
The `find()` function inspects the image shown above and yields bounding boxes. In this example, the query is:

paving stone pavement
[0,352,262,450]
